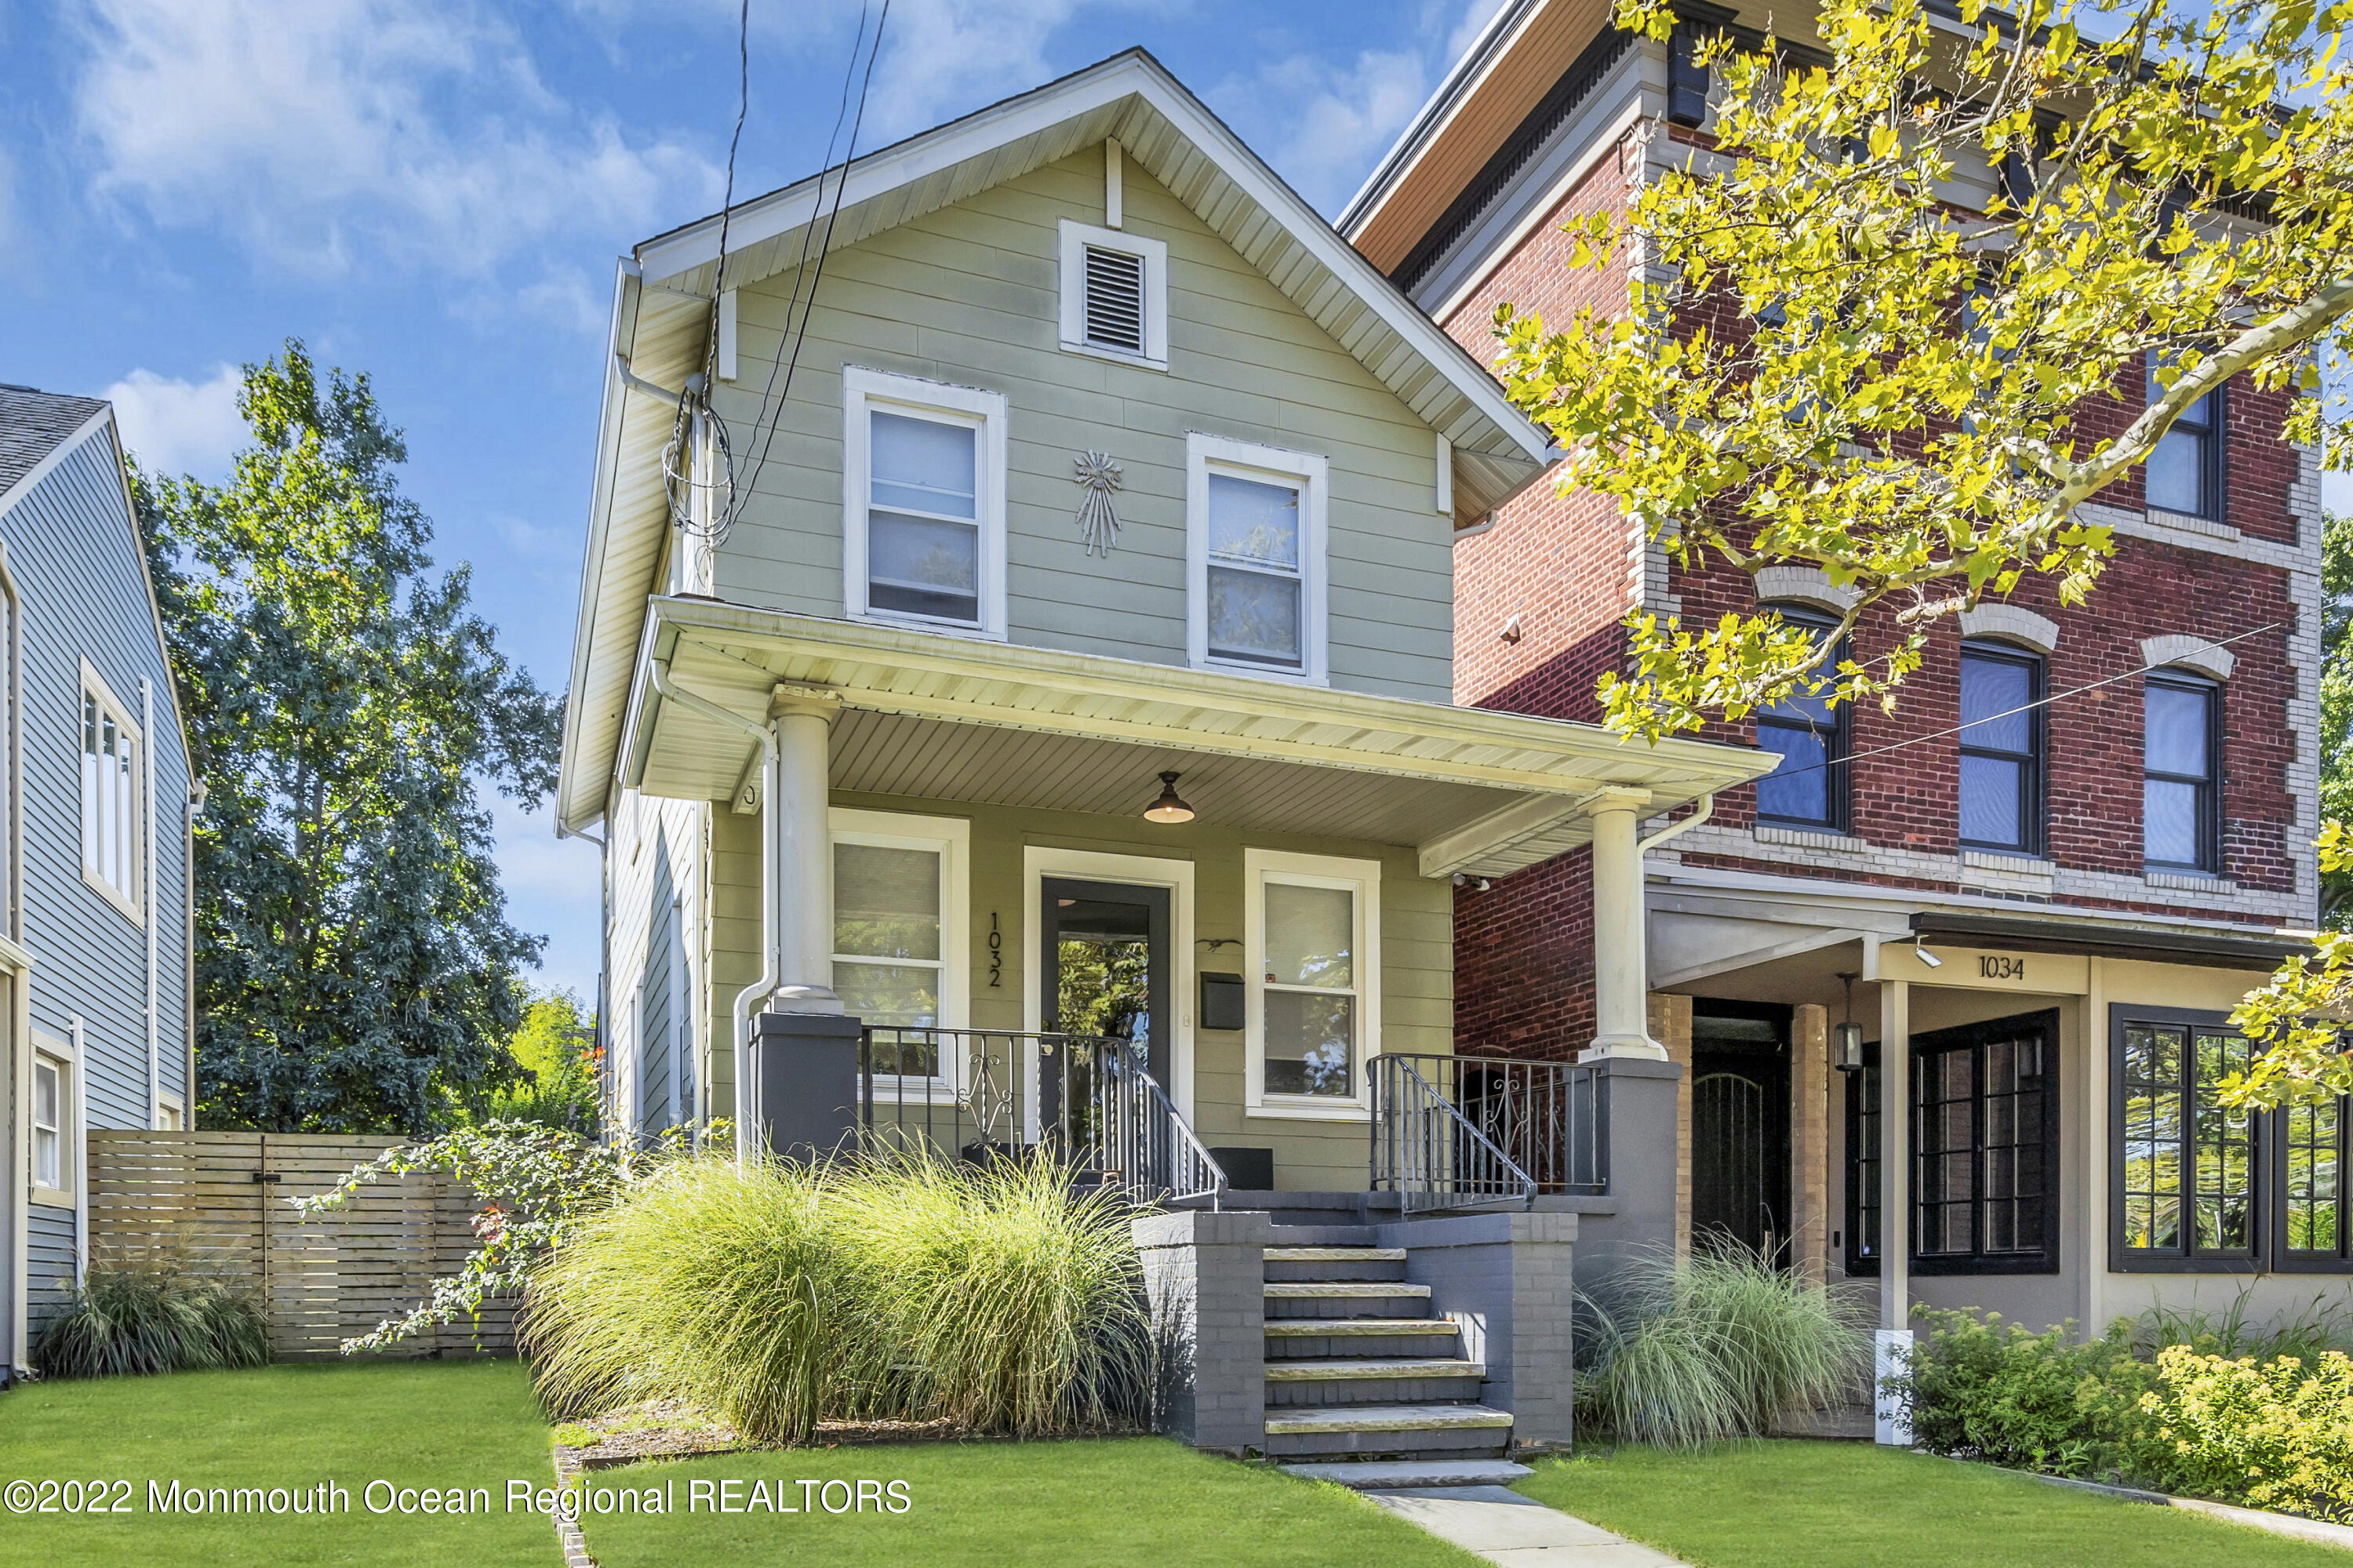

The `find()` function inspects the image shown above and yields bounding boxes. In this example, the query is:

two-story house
[558,49,1767,1202]
[0,386,198,1380]
[1341,0,2342,1349]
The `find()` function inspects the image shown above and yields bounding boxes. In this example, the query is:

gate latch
[249,1171,282,1184]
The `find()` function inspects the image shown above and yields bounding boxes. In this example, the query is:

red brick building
[1343,0,2341,1344]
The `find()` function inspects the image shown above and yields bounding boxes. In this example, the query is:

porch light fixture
[1913,937,1944,969]
[1144,771,1195,824]
[1833,973,1866,1074]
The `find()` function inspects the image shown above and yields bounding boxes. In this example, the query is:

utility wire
[660,0,755,541]
[1755,617,2289,780]
[737,0,892,518]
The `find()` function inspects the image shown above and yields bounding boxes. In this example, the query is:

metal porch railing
[1369,1052,1606,1213]
[860,1027,1227,1205]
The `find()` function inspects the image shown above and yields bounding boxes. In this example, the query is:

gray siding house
[0,385,196,1378]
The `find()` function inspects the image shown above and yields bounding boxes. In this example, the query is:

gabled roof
[560,48,1560,833]
[0,384,110,500]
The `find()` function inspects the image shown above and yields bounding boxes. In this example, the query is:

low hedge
[1894,1307,2353,1523]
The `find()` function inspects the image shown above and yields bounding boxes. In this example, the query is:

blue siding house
[0,385,195,1378]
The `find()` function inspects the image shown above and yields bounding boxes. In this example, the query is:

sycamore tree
[1491,0,2353,1106]
[136,343,563,1133]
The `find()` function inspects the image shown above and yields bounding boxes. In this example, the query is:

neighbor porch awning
[610,598,1772,879]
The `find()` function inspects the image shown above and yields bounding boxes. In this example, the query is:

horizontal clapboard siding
[712,147,1457,703]
[85,1131,515,1359]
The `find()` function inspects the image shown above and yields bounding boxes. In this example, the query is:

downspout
[553,818,607,1140]
[70,1018,86,1288]
[1638,794,1713,855]
[646,664,776,1166]
[143,680,158,1128]
[184,778,205,1129]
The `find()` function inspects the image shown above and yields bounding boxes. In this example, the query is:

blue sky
[0,0,1504,1004]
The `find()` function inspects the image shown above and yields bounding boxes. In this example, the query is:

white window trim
[157,1094,184,1133]
[1022,846,1197,1123]
[834,807,971,1104]
[1244,848,1380,1122]
[1057,219,1169,370]
[840,366,1009,641]
[30,1036,73,1209]
[78,659,143,925]
[1185,432,1330,686]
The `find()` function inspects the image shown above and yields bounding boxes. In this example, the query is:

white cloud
[104,365,249,482]
[70,0,723,276]
[1442,0,1511,67]
[1219,49,1431,217]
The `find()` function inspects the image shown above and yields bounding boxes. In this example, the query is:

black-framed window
[2144,360,2224,518]
[2278,1090,2349,1270]
[1667,22,1711,126]
[2115,1008,2258,1269]
[2144,671,2221,873]
[1911,1012,2060,1275]
[1843,1041,1882,1277]
[1754,606,1849,831]
[1958,641,2045,855]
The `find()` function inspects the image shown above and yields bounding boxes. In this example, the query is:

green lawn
[1515,1441,2351,1568]
[580,1439,1483,1567]
[0,1360,557,1568]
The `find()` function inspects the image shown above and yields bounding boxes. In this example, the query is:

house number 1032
[1979,955,2026,980]
[987,913,1002,988]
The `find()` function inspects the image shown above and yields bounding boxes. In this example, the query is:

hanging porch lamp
[1832,971,1867,1073]
[1143,771,1195,824]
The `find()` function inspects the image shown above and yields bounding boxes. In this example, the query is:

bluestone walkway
[1367,1486,1691,1567]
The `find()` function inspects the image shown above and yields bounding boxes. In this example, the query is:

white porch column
[766,690,842,1015]
[1583,791,1666,1060]
[1875,976,1913,1446]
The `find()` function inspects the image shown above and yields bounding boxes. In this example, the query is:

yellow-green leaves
[1500,0,2353,742]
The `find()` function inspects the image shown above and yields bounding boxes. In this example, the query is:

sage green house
[556,49,1766,1194]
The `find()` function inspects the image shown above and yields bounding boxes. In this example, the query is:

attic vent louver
[1082,245,1147,354]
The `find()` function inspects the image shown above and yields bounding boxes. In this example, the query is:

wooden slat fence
[86,1131,517,1360]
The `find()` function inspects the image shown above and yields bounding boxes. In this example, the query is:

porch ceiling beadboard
[616,598,1770,879]
[558,49,1563,835]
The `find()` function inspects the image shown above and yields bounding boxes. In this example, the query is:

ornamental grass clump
[1576,1242,1873,1450]
[526,1159,840,1445]
[828,1152,1149,1435]
[33,1260,269,1379]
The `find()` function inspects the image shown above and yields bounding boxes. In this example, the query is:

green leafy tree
[1496,0,2353,740]
[450,988,602,1134]
[135,341,562,1133]
[2320,509,2353,925]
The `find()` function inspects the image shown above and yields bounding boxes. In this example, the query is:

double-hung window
[1186,434,1328,684]
[2144,360,2224,518]
[842,367,1008,638]
[1245,849,1377,1119]
[2280,1090,2349,1267]
[1958,642,2044,855]
[81,669,141,916]
[1912,1013,2060,1274]
[831,809,968,1085]
[1752,606,1848,831]
[2144,671,2220,873]
[31,1051,67,1202]
[2115,1009,2258,1267]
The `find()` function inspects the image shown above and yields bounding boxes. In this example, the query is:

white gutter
[646,663,775,1164]
[185,778,205,1129]
[1638,793,1713,854]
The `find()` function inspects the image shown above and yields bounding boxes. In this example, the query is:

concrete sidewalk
[1367,1486,1690,1567]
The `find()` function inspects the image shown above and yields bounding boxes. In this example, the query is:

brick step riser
[1266,1374,1486,1408]
[1263,1429,1513,1461]
[1264,1333,1458,1359]
[1261,1260,1407,1283]
[1264,1296,1428,1321]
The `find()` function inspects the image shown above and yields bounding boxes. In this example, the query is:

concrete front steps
[1262,1239,1532,1490]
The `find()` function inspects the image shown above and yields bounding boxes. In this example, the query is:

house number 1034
[1979,955,2026,980]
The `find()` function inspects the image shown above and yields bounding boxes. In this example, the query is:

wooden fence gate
[85,1130,515,1360]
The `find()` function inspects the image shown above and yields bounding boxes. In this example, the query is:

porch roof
[616,598,1774,879]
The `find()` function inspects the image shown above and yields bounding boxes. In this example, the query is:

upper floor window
[1245,849,1378,1119]
[1753,606,1847,831]
[2144,671,2220,872]
[841,366,1008,639]
[2145,360,2224,518]
[1058,220,1169,369]
[81,670,142,916]
[1186,433,1328,684]
[1958,642,2044,855]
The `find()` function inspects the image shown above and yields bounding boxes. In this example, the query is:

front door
[1690,1001,1792,1261]
[1038,878,1172,1084]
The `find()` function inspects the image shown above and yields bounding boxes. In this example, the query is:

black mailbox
[1198,971,1246,1031]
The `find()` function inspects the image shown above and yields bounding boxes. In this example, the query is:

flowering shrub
[2140,1345,2353,1523]
[296,1119,715,1352]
